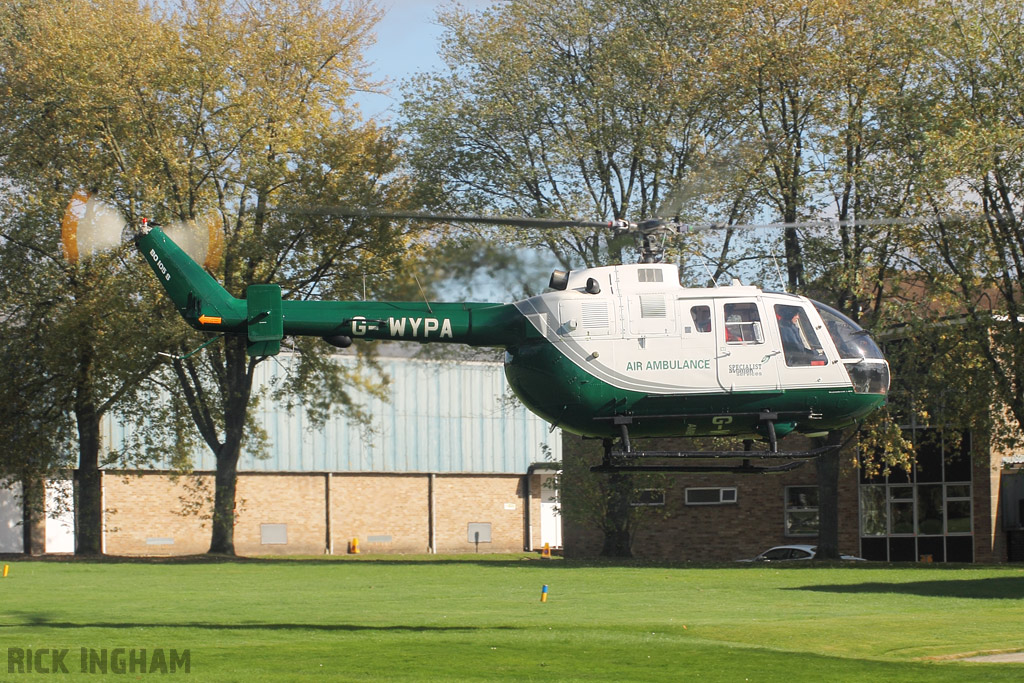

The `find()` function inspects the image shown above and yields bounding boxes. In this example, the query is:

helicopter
[64,193,891,472]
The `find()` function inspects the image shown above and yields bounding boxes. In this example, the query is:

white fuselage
[513,263,853,397]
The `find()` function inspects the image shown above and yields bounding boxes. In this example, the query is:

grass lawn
[1,554,1022,681]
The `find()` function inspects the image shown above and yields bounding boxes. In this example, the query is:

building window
[685,487,737,505]
[859,428,973,562]
[946,484,973,533]
[889,485,915,535]
[785,486,819,536]
[632,489,666,507]
[860,485,886,536]
[917,484,944,535]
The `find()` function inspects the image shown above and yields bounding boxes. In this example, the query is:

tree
[0,0,186,554]
[888,0,1024,449]
[401,0,740,270]
[1,0,416,555]
[115,0,417,555]
[784,0,927,558]
[400,0,923,557]
[401,1,749,556]
[0,267,76,554]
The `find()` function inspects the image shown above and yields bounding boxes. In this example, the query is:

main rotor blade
[712,216,941,230]
[270,206,619,231]
[271,204,971,233]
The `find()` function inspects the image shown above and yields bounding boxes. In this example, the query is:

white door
[45,480,75,553]
[539,475,562,548]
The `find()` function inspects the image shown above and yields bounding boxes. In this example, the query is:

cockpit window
[774,304,827,366]
[813,301,885,360]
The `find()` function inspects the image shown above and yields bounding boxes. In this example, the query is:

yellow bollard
[349,538,360,554]
[540,584,549,603]
[3,564,8,578]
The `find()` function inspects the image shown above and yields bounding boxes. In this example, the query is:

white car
[738,544,865,562]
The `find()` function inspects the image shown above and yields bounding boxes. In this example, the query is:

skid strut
[592,411,837,474]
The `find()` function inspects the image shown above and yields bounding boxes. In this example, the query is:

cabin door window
[716,299,779,391]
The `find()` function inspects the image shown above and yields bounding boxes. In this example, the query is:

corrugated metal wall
[103,353,561,474]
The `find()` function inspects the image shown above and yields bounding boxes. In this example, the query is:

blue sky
[356,1,492,121]
[352,1,552,299]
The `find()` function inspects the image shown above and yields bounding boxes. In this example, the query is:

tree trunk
[21,476,46,556]
[75,403,103,556]
[814,431,845,560]
[207,335,254,556]
[208,444,240,554]
[784,225,804,292]
[601,472,634,558]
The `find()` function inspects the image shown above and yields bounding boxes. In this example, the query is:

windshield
[812,301,885,360]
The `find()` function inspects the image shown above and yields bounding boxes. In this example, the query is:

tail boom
[137,226,523,351]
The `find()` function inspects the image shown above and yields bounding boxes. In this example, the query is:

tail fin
[136,226,245,332]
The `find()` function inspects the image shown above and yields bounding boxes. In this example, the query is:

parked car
[737,544,865,562]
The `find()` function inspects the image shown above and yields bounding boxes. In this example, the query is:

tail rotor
[61,190,125,262]
[61,190,222,269]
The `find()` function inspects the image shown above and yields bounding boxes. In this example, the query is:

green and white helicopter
[65,193,890,472]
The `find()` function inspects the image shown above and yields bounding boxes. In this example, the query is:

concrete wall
[433,474,525,554]
[236,474,329,555]
[977,449,1007,563]
[628,464,860,562]
[558,434,857,562]
[563,459,859,562]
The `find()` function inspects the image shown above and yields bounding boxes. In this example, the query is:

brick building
[561,427,1018,563]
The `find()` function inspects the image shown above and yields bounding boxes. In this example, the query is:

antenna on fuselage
[699,257,718,288]
[412,272,434,314]
[771,253,787,293]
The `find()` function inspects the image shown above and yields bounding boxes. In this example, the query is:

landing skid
[591,411,839,474]
[591,460,810,474]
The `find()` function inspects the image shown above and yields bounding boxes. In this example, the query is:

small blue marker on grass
[540,584,549,603]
